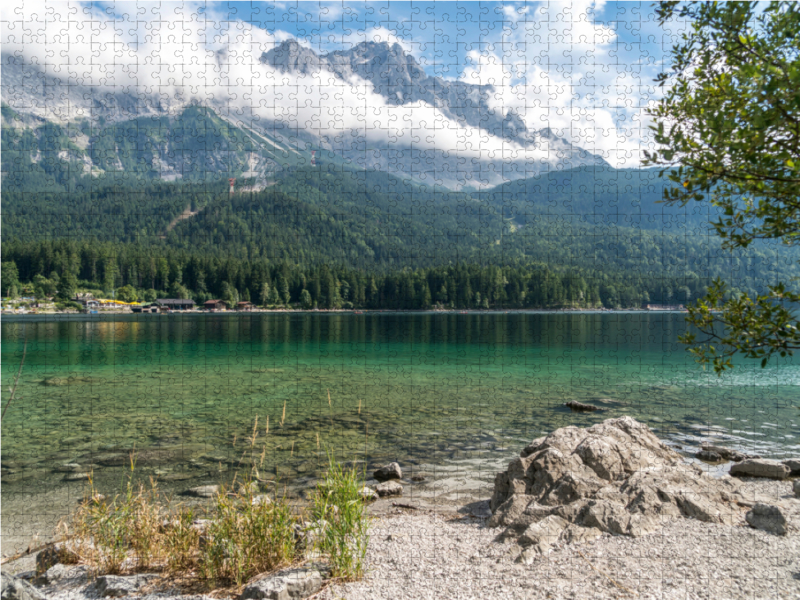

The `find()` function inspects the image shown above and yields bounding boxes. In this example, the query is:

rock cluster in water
[489,417,757,560]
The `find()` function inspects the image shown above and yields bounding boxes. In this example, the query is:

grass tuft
[200,484,297,586]
[163,507,200,572]
[73,463,163,574]
[311,452,370,581]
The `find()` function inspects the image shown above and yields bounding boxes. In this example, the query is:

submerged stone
[184,484,219,498]
[373,462,402,482]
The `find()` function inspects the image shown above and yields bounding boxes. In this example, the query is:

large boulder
[730,459,790,480]
[489,417,748,553]
[782,459,800,476]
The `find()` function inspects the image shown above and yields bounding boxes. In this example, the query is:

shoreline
[0,430,789,554]
[4,463,799,600]
[1,307,687,321]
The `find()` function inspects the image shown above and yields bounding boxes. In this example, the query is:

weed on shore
[311,453,370,581]
[69,421,371,590]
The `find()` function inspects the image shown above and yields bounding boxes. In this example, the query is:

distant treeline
[2,239,709,309]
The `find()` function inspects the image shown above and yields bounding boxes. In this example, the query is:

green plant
[55,300,83,311]
[163,507,200,573]
[646,1,800,372]
[311,453,370,581]
[73,461,163,573]
[200,484,297,585]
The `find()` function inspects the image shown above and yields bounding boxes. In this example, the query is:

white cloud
[456,0,656,167]
[1,0,542,164]
[1,0,656,168]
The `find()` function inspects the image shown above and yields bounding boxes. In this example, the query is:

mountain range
[1,40,606,190]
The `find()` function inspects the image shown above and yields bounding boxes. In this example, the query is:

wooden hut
[204,299,226,311]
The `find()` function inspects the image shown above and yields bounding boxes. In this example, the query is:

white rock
[240,567,322,600]
[375,481,403,497]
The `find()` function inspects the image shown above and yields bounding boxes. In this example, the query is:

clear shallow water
[2,312,800,549]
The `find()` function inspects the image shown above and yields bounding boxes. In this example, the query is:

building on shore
[646,304,686,311]
[204,299,226,311]
[155,299,195,311]
[236,301,254,311]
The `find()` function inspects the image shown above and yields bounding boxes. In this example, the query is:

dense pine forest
[3,162,797,310]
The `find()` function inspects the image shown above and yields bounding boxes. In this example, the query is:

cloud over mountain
[2,0,626,188]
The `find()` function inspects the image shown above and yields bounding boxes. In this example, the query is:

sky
[2,1,686,168]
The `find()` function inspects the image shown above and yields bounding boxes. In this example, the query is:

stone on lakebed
[564,401,602,412]
[183,484,220,498]
[373,462,402,482]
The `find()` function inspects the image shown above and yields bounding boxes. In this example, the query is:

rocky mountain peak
[260,40,324,74]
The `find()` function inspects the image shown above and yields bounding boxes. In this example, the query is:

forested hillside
[3,163,797,309]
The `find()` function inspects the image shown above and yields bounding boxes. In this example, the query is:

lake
[2,311,799,553]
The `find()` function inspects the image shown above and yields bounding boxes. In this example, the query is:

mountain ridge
[2,40,607,190]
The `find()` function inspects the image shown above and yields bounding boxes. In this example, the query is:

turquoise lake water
[2,312,799,551]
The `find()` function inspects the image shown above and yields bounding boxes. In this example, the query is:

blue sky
[3,1,684,167]
[195,1,672,81]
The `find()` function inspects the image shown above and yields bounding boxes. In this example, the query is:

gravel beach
[319,479,800,600]
[10,478,797,600]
